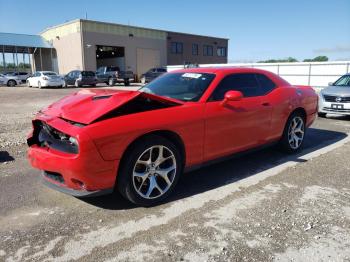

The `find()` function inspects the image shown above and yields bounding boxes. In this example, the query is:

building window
[217,47,227,57]
[203,45,213,56]
[192,44,199,56]
[171,42,183,54]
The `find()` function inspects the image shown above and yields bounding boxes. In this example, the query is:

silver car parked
[318,73,350,117]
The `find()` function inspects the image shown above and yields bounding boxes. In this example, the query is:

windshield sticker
[182,73,202,79]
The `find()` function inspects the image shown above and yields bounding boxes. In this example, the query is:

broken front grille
[27,120,79,154]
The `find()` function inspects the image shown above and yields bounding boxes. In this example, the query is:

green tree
[258,57,299,63]
[303,56,329,62]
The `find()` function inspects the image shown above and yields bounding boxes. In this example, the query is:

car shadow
[323,114,350,121]
[0,151,15,163]
[80,127,347,210]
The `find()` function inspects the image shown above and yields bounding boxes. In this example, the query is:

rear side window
[210,73,276,101]
[43,72,57,76]
[107,66,120,72]
[82,71,95,77]
[255,74,276,94]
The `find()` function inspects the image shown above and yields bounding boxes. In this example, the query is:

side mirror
[328,82,333,86]
[222,90,243,105]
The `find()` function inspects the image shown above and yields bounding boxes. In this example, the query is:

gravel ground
[0,85,350,262]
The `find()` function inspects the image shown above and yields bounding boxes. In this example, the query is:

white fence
[167,61,350,88]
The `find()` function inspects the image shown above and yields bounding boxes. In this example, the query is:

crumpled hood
[41,89,183,125]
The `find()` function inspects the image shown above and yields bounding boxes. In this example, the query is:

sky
[0,0,349,62]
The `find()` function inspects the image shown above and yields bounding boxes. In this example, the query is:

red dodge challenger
[27,67,318,206]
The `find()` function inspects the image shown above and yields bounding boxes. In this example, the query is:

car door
[71,71,79,85]
[65,71,73,85]
[204,73,273,161]
[95,67,104,82]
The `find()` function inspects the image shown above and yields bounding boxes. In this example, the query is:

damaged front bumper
[27,114,119,196]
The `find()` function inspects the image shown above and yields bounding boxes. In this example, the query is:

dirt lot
[0,85,350,262]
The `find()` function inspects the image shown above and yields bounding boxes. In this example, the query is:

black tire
[279,111,306,153]
[124,79,130,86]
[117,135,183,206]
[38,81,42,89]
[63,81,67,88]
[7,80,16,87]
[318,112,326,118]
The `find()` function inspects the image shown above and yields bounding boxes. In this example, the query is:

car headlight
[318,91,324,100]
[69,137,79,147]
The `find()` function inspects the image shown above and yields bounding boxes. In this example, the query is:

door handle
[262,102,270,106]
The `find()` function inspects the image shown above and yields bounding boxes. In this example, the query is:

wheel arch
[280,107,307,137]
[118,130,186,173]
[291,107,307,121]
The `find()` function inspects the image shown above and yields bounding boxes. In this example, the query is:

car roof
[171,66,274,75]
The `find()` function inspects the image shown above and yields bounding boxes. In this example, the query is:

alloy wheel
[132,145,176,199]
[288,116,304,149]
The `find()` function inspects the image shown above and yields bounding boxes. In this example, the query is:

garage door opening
[96,45,125,70]
[136,48,160,78]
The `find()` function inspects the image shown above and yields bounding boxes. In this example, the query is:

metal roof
[0,32,52,52]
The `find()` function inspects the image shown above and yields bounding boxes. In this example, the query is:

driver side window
[210,73,261,101]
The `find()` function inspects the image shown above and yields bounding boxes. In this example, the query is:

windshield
[333,75,350,86]
[140,72,216,102]
[43,72,58,76]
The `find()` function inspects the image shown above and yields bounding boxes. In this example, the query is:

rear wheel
[124,79,130,86]
[7,80,16,87]
[117,135,182,206]
[279,112,306,153]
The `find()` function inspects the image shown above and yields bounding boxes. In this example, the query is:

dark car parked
[63,70,97,87]
[140,67,167,84]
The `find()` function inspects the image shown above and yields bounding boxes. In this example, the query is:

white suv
[27,71,64,88]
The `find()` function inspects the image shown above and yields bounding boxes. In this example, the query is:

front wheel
[38,81,42,89]
[279,112,306,153]
[7,80,16,87]
[318,112,326,118]
[117,135,182,206]
[124,79,130,86]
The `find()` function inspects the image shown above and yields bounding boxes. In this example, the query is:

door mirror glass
[328,82,333,86]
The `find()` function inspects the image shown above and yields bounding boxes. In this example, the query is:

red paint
[27,67,318,193]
